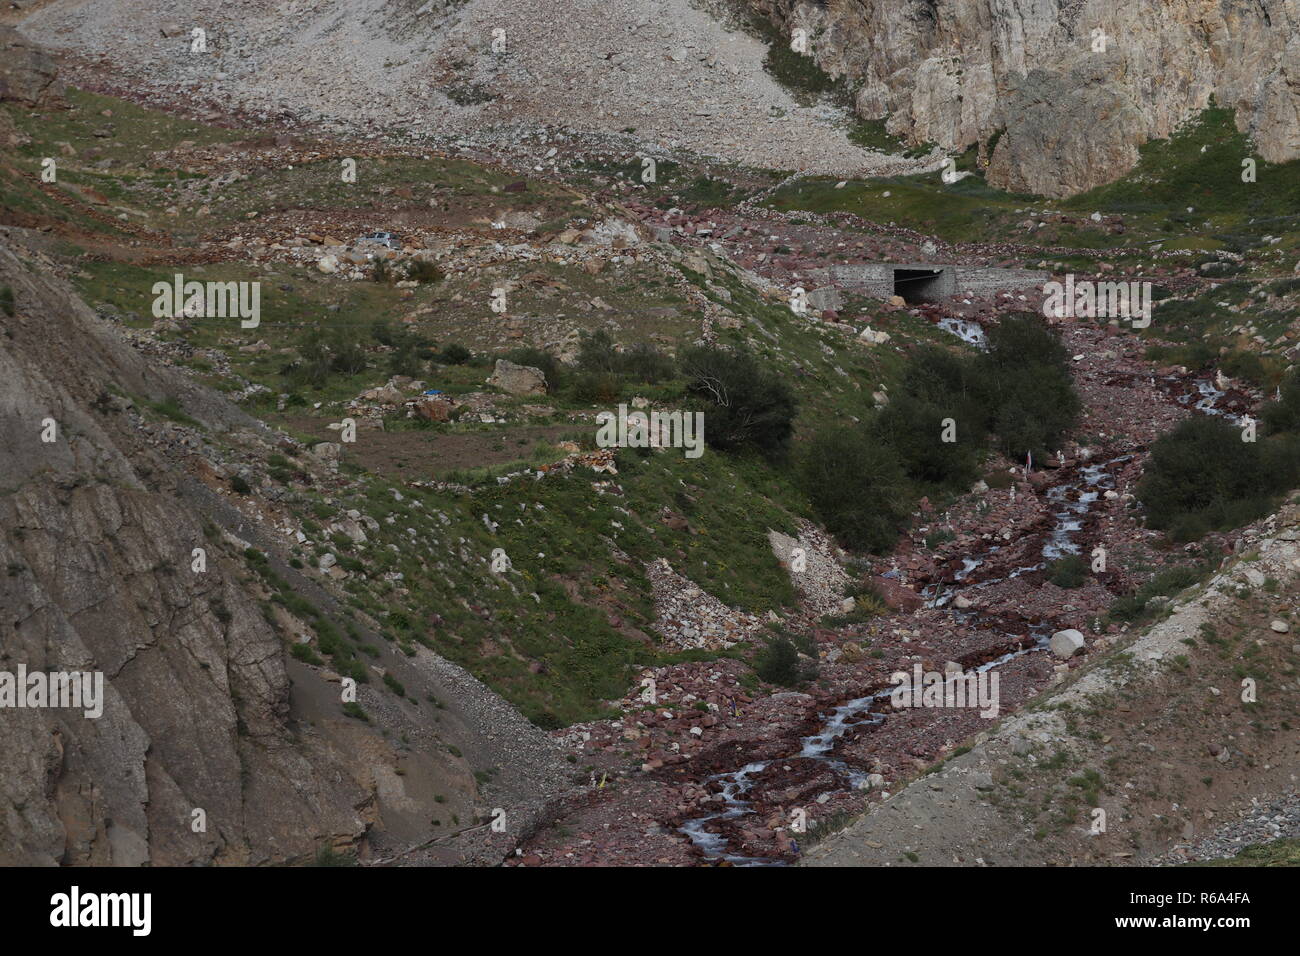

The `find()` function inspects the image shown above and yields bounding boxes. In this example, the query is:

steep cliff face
[748,0,1300,195]
[0,236,343,864]
[0,232,566,865]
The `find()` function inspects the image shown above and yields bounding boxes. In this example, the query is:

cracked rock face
[752,0,1300,196]
[0,25,65,108]
[0,239,373,865]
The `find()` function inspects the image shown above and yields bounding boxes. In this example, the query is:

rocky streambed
[673,451,1134,863]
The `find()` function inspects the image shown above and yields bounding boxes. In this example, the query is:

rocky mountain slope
[17,0,1300,196]
[747,0,1300,195]
[1,12,1297,869]
[15,0,934,176]
[0,228,567,865]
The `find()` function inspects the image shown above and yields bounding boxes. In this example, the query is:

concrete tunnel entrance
[892,267,949,303]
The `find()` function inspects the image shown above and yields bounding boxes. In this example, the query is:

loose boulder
[1049,628,1086,659]
[487,358,547,396]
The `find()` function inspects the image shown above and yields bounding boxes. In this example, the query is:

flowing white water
[937,317,988,347]
[680,378,1232,862]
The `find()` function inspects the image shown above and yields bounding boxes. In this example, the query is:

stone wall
[812,263,1048,300]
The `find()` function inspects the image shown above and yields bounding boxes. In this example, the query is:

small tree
[755,635,815,687]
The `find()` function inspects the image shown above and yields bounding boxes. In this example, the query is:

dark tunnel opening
[893,267,947,304]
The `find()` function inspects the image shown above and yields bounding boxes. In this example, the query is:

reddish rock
[872,576,923,612]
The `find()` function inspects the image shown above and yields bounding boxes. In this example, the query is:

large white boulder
[1049,629,1085,659]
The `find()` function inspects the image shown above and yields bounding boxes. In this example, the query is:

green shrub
[875,319,1078,485]
[1137,416,1300,539]
[374,322,436,378]
[282,331,368,388]
[1220,350,1278,389]
[975,314,1080,459]
[754,635,815,687]
[314,846,357,866]
[291,643,323,665]
[342,702,369,722]
[873,391,983,489]
[370,319,398,346]
[576,330,674,384]
[1047,554,1088,588]
[0,285,14,317]
[383,672,406,696]
[680,345,796,457]
[570,370,622,404]
[439,343,472,365]
[800,426,912,553]
[1262,368,1300,435]
[1108,562,1210,622]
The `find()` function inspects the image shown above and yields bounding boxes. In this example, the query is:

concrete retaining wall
[807,263,1049,302]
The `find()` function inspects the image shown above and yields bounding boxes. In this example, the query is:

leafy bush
[387,329,435,378]
[341,702,369,722]
[975,314,1080,459]
[1137,416,1300,539]
[680,345,796,456]
[570,370,622,404]
[799,426,912,553]
[1108,562,1210,623]
[874,318,1078,487]
[577,330,675,384]
[1219,350,1275,389]
[314,846,357,866]
[291,643,323,665]
[0,285,13,317]
[383,673,406,696]
[1262,368,1300,435]
[873,391,983,489]
[282,330,369,388]
[329,333,369,376]
[439,343,472,365]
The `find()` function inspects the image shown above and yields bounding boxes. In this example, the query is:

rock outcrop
[487,359,547,396]
[0,25,64,107]
[749,0,1300,195]
[0,231,566,864]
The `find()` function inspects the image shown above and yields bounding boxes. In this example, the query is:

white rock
[1049,628,1086,659]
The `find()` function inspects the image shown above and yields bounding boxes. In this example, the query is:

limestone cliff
[748,0,1300,195]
